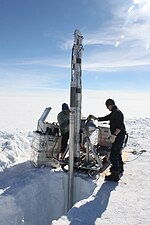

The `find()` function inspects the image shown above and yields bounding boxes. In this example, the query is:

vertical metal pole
[73,29,83,165]
[68,29,84,210]
[68,47,76,210]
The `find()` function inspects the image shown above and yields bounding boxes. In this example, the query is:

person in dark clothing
[89,98,126,181]
[57,103,70,156]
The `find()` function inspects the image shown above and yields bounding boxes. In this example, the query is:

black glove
[88,114,97,120]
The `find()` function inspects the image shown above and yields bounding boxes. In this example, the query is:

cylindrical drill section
[73,30,83,165]
[68,29,84,210]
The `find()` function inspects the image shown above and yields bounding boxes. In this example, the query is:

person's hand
[108,134,117,143]
[88,114,97,120]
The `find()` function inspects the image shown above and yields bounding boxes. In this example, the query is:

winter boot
[110,166,124,174]
[109,166,115,173]
[105,171,120,182]
[119,166,124,174]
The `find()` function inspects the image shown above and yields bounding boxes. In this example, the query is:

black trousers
[110,132,125,172]
[61,131,69,153]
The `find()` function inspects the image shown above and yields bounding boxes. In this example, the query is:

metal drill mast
[68,29,83,210]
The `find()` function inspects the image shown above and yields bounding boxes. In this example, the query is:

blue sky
[0,0,150,95]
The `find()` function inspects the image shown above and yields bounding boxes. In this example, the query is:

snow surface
[0,95,150,225]
[53,118,150,225]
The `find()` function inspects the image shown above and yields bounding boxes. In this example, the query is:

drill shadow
[68,180,118,225]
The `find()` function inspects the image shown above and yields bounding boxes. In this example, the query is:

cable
[124,149,147,162]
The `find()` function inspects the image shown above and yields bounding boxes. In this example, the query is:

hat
[62,103,69,111]
[105,99,115,106]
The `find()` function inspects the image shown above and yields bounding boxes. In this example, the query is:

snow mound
[0,131,31,172]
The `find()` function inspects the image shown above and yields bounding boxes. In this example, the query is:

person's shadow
[68,180,118,225]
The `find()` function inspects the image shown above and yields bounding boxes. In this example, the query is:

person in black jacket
[89,98,126,181]
[57,103,70,156]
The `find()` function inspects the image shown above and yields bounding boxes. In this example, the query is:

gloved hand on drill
[109,134,117,143]
[88,114,97,120]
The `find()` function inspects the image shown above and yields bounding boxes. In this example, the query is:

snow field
[0,118,150,225]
